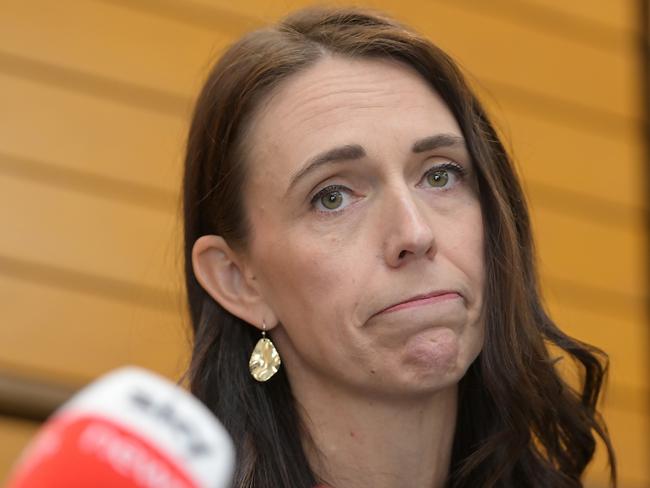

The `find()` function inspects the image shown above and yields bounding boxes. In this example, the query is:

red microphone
[5,367,235,488]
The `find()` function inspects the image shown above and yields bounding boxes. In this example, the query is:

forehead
[244,55,462,176]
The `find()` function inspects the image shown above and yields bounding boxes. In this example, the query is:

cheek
[464,220,486,298]
[457,206,484,277]
[251,223,355,326]
[439,204,485,313]
[463,233,484,282]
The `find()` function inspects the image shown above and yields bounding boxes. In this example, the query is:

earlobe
[191,235,276,330]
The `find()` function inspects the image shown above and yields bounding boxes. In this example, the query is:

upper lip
[375,289,460,315]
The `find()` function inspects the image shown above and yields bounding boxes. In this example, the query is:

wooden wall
[0,1,647,486]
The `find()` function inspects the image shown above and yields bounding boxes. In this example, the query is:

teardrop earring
[248,320,281,382]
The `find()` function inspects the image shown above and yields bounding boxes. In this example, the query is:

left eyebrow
[411,133,466,153]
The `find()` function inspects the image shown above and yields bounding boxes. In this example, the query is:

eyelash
[422,161,466,186]
[309,161,467,216]
[310,184,350,216]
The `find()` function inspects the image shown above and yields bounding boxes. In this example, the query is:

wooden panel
[187,0,635,35]
[545,295,647,393]
[483,96,645,209]
[0,0,640,122]
[591,412,647,487]
[0,2,645,485]
[537,305,647,485]
[1,407,641,486]
[523,0,637,32]
[1,70,644,213]
[1,163,644,301]
[0,274,189,383]
[3,260,642,400]
[594,403,650,486]
[0,259,645,413]
[0,73,185,195]
[0,280,646,485]
[0,172,182,294]
[181,0,640,120]
[424,0,635,58]
[532,204,645,301]
[0,417,38,484]
[377,0,641,120]
[0,0,227,99]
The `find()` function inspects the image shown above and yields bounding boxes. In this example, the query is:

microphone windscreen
[6,367,235,488]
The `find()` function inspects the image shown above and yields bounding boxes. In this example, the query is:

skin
[193,55,485,488]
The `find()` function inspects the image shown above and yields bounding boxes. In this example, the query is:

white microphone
[5,367,235,488]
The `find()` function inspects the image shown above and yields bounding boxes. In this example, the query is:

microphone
[5,367,235,488]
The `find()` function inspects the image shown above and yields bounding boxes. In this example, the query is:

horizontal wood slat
[1,170,643,305]
[428,0,634,55]
[0,274,189,383]
[0,73,186,195]
[1,253,646,422]
[0,70,644,213]
[545,296,648,393]
[0,371,76,421]
[0,401,642,486]
[0,416,38,483]
[531,204,645,302]
[0,0,641,122]
[388,0,641,122]
[1,253,645,400]
[0,172,183,295]
[2,257,645,428]
[0,2,645,486]
[183,0,637,37]
[482,96,645,210]
[594,403,650,485]
[522,0,636,33]
[0,0,225,100]
[172,0,642,120]
[0,267,644,409]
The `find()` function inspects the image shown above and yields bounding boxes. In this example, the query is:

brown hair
[182,7,616,487]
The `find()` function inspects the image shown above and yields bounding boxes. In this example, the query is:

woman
[182,6,616,488]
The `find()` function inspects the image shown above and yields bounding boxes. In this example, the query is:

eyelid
[425,159,465,173]
[310,184,355,215]
[308,160,467,215]
[310,183,349,202]
[418,160,466,187]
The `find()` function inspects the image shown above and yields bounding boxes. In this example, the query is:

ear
[191,235,277,331]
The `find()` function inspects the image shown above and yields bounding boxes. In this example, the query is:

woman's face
[242,55,485,398]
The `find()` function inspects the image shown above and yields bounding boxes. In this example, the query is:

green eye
[427,169,449,187]
[321,191,343,209]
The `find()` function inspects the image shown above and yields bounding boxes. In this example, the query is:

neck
[296,381,458,488]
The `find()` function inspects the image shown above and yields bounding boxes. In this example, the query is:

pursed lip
[375,290,461,315]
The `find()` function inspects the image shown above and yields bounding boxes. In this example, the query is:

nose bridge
[382,182,435,262]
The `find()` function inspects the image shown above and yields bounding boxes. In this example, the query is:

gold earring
[249,320,281,382]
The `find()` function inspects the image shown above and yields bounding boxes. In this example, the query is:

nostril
[399,250,407,259]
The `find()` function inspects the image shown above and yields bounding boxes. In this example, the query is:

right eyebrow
[284,144,366,198]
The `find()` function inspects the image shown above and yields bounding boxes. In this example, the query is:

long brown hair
[182,7,616,487]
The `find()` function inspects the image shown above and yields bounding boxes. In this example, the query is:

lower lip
[380,292,461,314]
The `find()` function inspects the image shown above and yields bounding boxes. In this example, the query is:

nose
[382,186,436,268]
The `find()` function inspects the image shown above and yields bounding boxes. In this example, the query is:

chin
[399,327,481,388]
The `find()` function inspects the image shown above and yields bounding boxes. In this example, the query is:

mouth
[376,290,461,315]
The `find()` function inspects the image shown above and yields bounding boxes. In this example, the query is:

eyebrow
[411,133,466,153]
[285,133,466,197]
